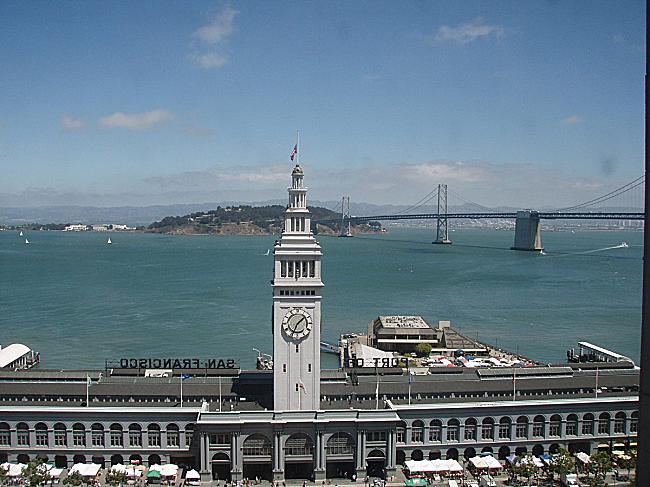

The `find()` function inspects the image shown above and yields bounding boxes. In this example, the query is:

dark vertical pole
[637,1,650,483]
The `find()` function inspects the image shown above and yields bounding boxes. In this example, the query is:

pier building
[0,165,639,483]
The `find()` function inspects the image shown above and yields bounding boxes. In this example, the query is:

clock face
[282,308,313,340]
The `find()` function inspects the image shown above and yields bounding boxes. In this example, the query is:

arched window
[0,422,10,446]
[598,413,610,435]
[185,424,195,447]
[72,423,85,447]
[110,424,123,447]
[549,415,562,437]
[614,412,626,434]
[411,421,424,443]
[242,434,272,456]
[498,417,511,440]
[54,423,67,447]
[167,424,180,448]
[148,424,161,447]
[566,414,579,436]
[447,419,459,442]
[284,433,314,456]
[630,411,638,433]
[35,423,48,447]
[515,416,528,439]
[582,413,594,435]
[326,432,354,455]
[17,422,29,447]
[129,424,142,447]
[429,420,442,442]
[464,418,477,441]
[532,415,545,437]
[91,423,104,447]
[481,417,495,440]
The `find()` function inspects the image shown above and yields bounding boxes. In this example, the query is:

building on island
[0,164,639,483]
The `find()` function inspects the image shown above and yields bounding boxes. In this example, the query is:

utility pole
[433,184,452,244]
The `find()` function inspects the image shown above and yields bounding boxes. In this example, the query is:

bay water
[0,228,642,369]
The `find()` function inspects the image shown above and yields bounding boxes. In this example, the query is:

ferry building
[0,165,639,482]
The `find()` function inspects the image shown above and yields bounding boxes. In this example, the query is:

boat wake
[546,242,630,258]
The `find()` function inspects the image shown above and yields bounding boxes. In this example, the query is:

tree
[105,470,128,487]
[588,452,613,486]
[63,471,85,487]
[0,464,8,486]
[414,343,432,357]
[548,448,575,480]
[516,455,538,486]
[22,459,52,487]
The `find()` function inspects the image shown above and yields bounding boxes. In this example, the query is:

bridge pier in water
[511,210,543,251]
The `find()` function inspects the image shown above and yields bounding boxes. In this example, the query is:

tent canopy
[404,478,428,486]
[186,469,200,480]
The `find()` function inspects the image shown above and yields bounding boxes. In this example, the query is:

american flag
[290,144,298,161]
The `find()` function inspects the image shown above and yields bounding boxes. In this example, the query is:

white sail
[25,238,29,244]
[107,237,112,245]
[19,231,23,237]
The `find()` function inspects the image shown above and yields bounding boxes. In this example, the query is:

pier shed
[0,344,39,370]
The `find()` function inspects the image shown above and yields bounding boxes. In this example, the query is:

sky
[0,0,645,209]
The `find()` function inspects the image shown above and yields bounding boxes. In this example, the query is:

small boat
[19,231,23,237]
[265,249,270,256]
[320,341,340,354]
[107,237,112,245]
[24,238,29,245]
[621,241,628,248]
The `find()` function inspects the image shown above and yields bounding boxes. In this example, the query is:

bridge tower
[433,184,452,244]
[339,196,352,237]
[511,210,543,251]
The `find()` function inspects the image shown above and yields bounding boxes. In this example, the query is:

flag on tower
[290,144,298,161]
[298,379,306,394]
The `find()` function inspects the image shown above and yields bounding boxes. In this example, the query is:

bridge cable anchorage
[553,175,645,212]
[433,184,452,244]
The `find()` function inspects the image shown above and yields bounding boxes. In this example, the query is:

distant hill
[146,205,382,236]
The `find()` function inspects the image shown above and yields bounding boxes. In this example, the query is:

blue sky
[0,0,645,208]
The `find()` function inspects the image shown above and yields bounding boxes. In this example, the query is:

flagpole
[86,375,90,407]
[296,130,300,165]
[375,366,379,409]
[595,367,599,398]
[219,375,222,412]
[180,375,183,408]
[512,369,516,402]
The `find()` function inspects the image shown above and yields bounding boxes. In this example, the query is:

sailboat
[24,238,29,245]
[264,249,270,256]
[107,237,112,245]
[19,230,23,237]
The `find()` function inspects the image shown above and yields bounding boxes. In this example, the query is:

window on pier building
[0,423,10,446]
[566,415,578,436]
[167,424,180,447]
[35,422,48,446]
[598,413,610,435]
[242,434,272,456]
[582,414,594,435]
[447,419,460,442]
[285,433,314,456]
[614,412,626,434]
[464,418,477,441]
[498,417,511,440]
[148,424,161,447]
[411,421,424,443]
[327,432,354,455]
[532,416,545,437]
[185,424,195,447]
[429,420,442,442]
[91,423,104,447]
[515,416,528,439]
[54,423,67,447]
[366,431,386,442]
[481,418,495,440]
[630,412,638,433]
[281,261,287,278]
[72,423,85,447]
[549,415,562,437]
[110,424,123,447]
[17,423,29,446]
[129,424,142,447]
[210,433,231,446]
[396,422,406,444]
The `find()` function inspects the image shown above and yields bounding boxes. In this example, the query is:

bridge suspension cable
[394,186,439,215]
[554,175,645,212]
[447,189,496,212]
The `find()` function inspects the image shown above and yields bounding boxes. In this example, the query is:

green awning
[405,478,428,486]
[146,471,161,478]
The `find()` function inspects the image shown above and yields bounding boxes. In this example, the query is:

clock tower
[272,164,323,410]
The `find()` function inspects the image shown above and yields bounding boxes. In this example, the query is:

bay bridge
[315,176,645,251]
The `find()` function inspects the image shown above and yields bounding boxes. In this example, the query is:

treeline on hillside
[147,205,381,234]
